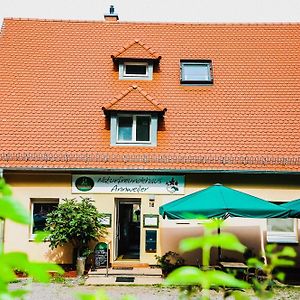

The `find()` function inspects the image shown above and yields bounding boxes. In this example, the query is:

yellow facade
[3,171,300,266]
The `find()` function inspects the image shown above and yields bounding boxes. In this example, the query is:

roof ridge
[4,18,300,26]
[111,39,161,60]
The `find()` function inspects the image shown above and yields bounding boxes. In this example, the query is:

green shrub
[155,251,185,277]
[0,177,64,299]
[45,197,107,260]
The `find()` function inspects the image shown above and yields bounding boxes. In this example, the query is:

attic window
[117,115,151,143]
[124,63,148,77]
[180,60,213,85]
[110,113,158,146]
[119,62,153,80]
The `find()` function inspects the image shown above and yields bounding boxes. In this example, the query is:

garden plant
[164,218,297,299]
[45,197,108,273]
[0,177,63,299]
[0,177,297,300]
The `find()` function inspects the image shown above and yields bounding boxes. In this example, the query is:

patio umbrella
[280,199,300,218]
[159,183,290,261]
[160,184,290,220]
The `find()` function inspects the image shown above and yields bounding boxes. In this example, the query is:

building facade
[1,16,300,266]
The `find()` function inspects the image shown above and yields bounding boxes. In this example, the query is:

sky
[0,0,300,25]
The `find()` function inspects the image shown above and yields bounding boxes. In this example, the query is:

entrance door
[115,199,141,260]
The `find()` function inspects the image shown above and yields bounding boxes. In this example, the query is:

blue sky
[1,0,300,24]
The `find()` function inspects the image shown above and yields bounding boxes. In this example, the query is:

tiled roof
[111,39,161,60]
[0,19,300,172]
[102,85,167,113]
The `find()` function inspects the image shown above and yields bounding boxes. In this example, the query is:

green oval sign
[75,176,94,192]
[95,242,107,251]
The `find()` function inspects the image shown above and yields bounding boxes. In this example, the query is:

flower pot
[76,257,86,277]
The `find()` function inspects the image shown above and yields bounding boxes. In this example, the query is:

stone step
[89,267,162,277]
[111,262,150,268]
[85,275,163,286]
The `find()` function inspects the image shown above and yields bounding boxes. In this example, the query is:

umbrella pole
[217,225,222,263]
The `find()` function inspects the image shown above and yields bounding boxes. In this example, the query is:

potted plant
[45,197,107,276]
[155,251,185,277]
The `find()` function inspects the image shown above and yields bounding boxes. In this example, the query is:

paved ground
[9,280,300,300]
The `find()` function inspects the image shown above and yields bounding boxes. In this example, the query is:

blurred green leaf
[34,231,50,243]
[272,258,294,267]
[214,233,246,252]
[203,218,224,230]
[180,232,245,253]
[0,291,13,300]
[0,252,29,282]
[0,262,17,282]
[121,296,136,300]
[204,270,250,289]
[164,266,205,286]
[180,237,204,252]
[0,195,30,224]
[228,290,251,300]
[76,290,110,300]
[247,257,264,269]
[279,246,297,258]
[0,182,13,196]
[165,266,250,290]
[9,289,29,298]
[265,244,277,253]
[2,252,29,270]
[27,262,64,282]
[276,272,285,282]
[0,178,65,300]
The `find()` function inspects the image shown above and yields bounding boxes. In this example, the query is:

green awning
[281,199,300,218]
[159,184,290,220]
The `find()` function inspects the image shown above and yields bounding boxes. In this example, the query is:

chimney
[104,5,119,21]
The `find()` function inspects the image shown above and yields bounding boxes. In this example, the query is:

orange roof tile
[102,85,167,113]
[0,19,300,172]
[111,39,161,60]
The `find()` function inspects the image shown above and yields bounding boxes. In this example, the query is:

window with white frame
[267,218,298,243]
[110,114,158,146]
[180,60,213,84]
[31,199,59,236]
[118,115,151,143]
[119,62,153,80]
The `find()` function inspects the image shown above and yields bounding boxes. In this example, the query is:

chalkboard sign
[94,242,108,268]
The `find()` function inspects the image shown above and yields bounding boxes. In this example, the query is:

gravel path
[10,281,182,300]
[9,280,300,300]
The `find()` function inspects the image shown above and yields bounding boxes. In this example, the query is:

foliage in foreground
[248,244,296,299]
[45,197,107,258]
[0,178,64,299]
[164,219,250,299]
[163,218,297,300]
[1,176,297,300]
[76,290,135,300]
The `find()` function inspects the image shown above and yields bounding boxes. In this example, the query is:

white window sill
[267,234,298,244]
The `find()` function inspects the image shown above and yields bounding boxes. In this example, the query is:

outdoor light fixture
[149,195,155,207]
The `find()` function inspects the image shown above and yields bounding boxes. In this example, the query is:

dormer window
[180,60,213,85]
[117,114,151,143]
[124,62,148,77]
[102,85,166,147]
[110,113,158,146]
[119,61,153,80]
[111,40,161,81]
